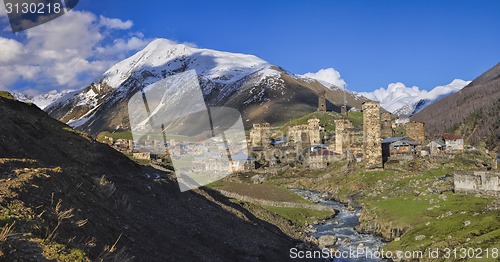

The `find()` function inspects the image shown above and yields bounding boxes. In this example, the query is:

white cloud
[99,15,133,30]
[360,79,471,114]
[26,11,103,60]
[96,36,150,59]
[300,68,347,89]
[0,37,23,63]
[0,10,151,92]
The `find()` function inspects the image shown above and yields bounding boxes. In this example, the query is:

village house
[133,150,151,160]
[427,140,445,156]
[382,137,419,162]
[443,134,464,153]
[454,171,500,196]
[229,153,256,172]
[192,154,228,172]
[307,149,340,169]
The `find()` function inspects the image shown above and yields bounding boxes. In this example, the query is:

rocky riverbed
[293,189,387,261]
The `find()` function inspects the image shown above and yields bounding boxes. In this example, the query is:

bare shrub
[114,195,133,214]
[95,233,134,262]
[0,222,15,242]
[93,176,116,198]
[76,219,89,228]
[47,199,74,241]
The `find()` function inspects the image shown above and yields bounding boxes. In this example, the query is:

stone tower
[250,122,271,148]
[362,101,382,169]
[318,90,326,112]
[491,150,498,170]
[308,118,321,145]
[405,121,425,145]
[334,118,353,156]
[341,105,347,116]
[381,112,393,138]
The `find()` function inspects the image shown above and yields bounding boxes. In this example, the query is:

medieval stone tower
[334,118,353,155]
[249,122,271,148]
[362,101,382,169]
[307,118,321,145]
[288,118,321,147]
[381,112,393,138]
[318,90,326,112]
[405,121,425,145]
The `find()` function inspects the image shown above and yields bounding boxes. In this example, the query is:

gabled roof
[392,140,419,146]
[432,134,463,140]
[381,137,419,145]
[381,137,406,144]
[427,141,445,147]
[231,152,255,161]
[442,134,463,140]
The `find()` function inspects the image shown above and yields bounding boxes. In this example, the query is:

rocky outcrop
[317,235,337,248]
[355,208,408,241]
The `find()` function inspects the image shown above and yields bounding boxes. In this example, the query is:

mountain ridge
[46,38,369,135]
[13,90,76,109]
[412,62,500,148]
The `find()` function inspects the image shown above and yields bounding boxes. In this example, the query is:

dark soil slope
[0,95,297,261]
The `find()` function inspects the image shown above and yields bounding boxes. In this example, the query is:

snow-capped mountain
[13,90,76,109]
[46,38,369,135]
[359,79,471,116]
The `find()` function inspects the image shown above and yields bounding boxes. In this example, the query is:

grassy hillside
[96,131,133,141]
[267,152,500,257]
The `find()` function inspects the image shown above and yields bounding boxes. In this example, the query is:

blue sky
[1,0,500,94]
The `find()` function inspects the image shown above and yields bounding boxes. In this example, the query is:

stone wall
[216,190,335,212]
[454,171,500,196]
[362,101,382,169]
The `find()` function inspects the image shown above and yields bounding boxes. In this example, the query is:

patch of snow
[99,38,274,89]
[13,89,75,109]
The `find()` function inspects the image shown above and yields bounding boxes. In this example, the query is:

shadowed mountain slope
[0,95,298,261]
[412,63,500,148]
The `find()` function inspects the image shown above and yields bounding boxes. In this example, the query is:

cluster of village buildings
[102,134,254,174]
[248,95,470,171]
[102,92,495,175]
